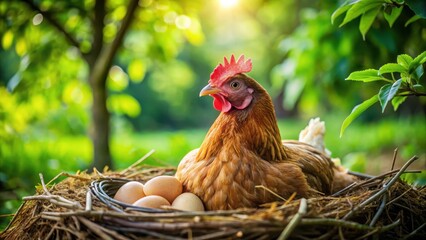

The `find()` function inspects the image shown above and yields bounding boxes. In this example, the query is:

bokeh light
[219,0,238,9]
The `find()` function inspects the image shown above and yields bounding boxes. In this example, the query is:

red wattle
[212,94,231,112]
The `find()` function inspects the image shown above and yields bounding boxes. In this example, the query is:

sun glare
[220,0,238,9]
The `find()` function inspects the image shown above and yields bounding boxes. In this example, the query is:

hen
[175,55,356,210]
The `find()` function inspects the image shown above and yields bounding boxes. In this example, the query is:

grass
[1,114,425,230]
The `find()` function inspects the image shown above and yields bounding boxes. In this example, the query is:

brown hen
[175,55,356,210]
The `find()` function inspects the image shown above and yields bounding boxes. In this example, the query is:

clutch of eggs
[113,176,205,211]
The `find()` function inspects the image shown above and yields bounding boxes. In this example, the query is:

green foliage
[405,0,426,18]
[340,51,426,136]
[332,0,426,135]
[332,0,425,38]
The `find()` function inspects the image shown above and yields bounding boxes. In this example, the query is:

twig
[391,148,398,171]
[78,216,114,240]
[255,185,287,201]
[72,216,81,232]
[343,156,418,220]
[120,150,156,175]
[93,168,108,178]
[192,229,240,240]
[25,173,83,209]
[41,215,62,221]
[277,198,307,240]
[355,228,379,240]
[301,218,400,232]
[46,172,91,186]
[106,225,189,240]
[383,156,418,188]
[40,208,257,219]
[332,169,404,196]
[43,222,58,240]
[332,182,357,197]
[386,188,412,207]
[402,223,426,240]
[369,194,387,227]
[24,195,82,209]
[106,217,271,231]
[90,220,132,240]
[283,192,298,205]
[39,173,52,196]
[348,171,374,179]
[85,190,92,211]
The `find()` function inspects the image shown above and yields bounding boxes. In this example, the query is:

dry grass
[1,155,425,240]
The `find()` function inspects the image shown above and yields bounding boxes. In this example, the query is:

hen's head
[200,55,259,113]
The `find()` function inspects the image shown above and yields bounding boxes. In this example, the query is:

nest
[1,154,425,240]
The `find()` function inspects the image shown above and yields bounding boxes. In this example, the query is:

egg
[143,176,183,203]
[113,181,145,204]
[133,195,171,209]
[172,192,205,211]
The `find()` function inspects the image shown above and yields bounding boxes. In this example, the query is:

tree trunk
[87,0,139,170]
[89,70,113,170]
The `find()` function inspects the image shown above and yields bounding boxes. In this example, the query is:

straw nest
[1,154,425,240]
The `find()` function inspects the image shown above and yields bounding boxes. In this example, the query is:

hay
[1,155,425,240]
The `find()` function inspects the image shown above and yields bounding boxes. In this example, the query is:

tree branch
[107,0,139,65]
[90,0,139,85]
[397,92,426,97]
[278,198,307,240]
[20,0,81,51]
[88,0,106,65]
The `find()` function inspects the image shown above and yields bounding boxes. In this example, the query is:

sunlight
[219,0,238,9]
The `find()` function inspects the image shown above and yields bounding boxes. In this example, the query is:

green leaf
[413,84,425,93]
[359,8,379,40]
[384,6,403,27]
[405,15,421,26]
[391,96,407,111]
[340,0,384,27]
[409,51,426,71]
[378,83,392,112]
[332,0,354,24]
[397,54,413,69]
[412,64,424,81]
[378,79,402,112]
[378,63,407,75]
[346,69,386,82]
[340,94,379,137]
[405,0,426,18]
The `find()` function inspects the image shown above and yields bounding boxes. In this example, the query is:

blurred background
[1,0,425,229]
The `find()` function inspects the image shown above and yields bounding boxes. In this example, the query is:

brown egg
[143,176,183,203]
[133,195,171,209]
[172,192,205,211]
[113,181,145,204]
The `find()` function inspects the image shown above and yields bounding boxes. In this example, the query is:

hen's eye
[230,81,241,89]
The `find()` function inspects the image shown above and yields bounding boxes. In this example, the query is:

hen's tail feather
[299,118,363,192]
[298,118,331,156]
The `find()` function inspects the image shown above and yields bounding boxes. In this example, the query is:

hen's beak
[199,84,221,97]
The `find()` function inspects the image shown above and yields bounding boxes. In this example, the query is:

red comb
[209,55,252,86]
